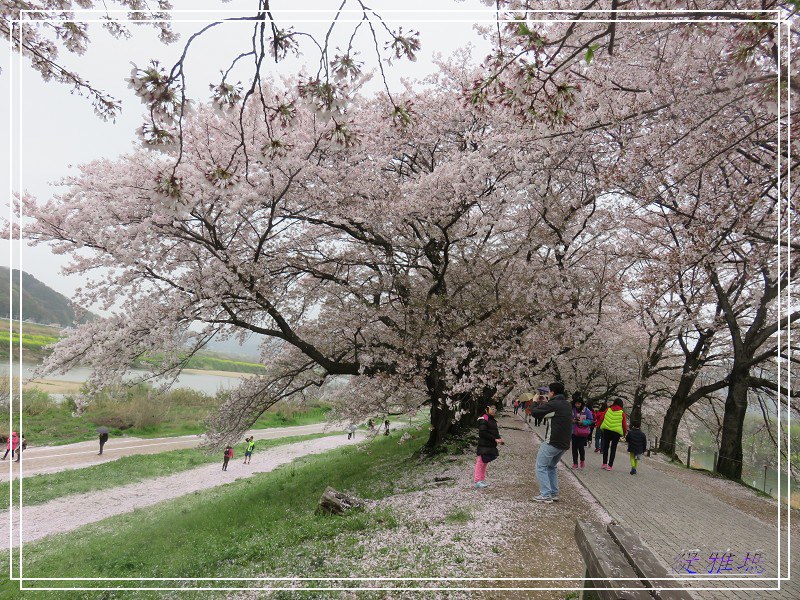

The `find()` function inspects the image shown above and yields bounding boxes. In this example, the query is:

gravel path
[1,431,362,548]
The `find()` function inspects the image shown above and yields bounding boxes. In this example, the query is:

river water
[0,361,246,397]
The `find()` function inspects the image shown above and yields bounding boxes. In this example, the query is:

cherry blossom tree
[13,2,800,470]
[469,1,799,478]
[17,76,536,450]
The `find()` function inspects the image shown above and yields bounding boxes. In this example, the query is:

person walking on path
[593,401,608,453]
[243,436,255,464]
[98,431,109,455]
[222,445,233,471]
[14,435,26,463]
[383,419,390,435]
[474,405,504,489]
[512,399,519,415]
[599,398,628,471]
[530,382,572,503]
[346,423,357,440]
[367,419,376,432]
[626,420,647,475]
[2,432,18,461]
[570,394,594,469]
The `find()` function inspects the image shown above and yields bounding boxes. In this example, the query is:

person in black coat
[530,382,572,502]
[474,405,504,489]
[625,420,647,475]
[98,431,109,455]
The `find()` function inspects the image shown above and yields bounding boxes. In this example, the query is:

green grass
[0,329,59,361]
[444,507,473,524]
[136,352,266,374]
[0,432,335,510]
[252,405,330,428]
[0,330,60,348]
[1,426,427,597]
[184,354,265,373]
[0,318,62,337]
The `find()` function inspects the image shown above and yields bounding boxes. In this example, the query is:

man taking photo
[530,382,572,503]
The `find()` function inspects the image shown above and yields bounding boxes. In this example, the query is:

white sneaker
[533,494,553,503]
[475,481,489,489]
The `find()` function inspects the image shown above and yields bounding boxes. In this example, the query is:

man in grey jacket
[530,382,572,503]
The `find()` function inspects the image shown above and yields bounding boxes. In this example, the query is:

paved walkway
[520,415,798,599]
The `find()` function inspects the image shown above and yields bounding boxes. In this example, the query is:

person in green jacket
[599,398,628,471]
[243,436,255,464]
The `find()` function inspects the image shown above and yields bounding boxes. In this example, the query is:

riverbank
[0,319,266,375]
[2,360,254,398]
[21,378,83,395]
[21,366,255,395]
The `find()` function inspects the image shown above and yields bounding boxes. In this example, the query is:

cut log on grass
[316,486,366,515]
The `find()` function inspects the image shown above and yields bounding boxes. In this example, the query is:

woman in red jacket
[593,402,608,453]
[2,431,18,461]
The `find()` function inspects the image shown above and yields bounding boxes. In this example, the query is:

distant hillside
[0,267,93,327]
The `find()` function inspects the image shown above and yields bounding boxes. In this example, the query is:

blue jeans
[536,442,567,498]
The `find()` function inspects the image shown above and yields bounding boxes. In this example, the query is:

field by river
[0,318,266,374]
[2,360,251,397]
[0,361,329,446]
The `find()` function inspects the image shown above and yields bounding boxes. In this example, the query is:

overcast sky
[1,1,495,307]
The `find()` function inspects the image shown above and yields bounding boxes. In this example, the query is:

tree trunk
[630,386,645,426]
[631,334,663,425]
[717,374,749,480]
[448,392,472,433]
[657,336,715,458]
[316,487,365,515]
[422,359,452,453]
[659,398,688,458]
[424,400,454,452]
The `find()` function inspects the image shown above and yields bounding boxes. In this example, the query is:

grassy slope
[0,318,62,337]
[0,328,59,362]
[2,427,427,597]
[0,432,335,511]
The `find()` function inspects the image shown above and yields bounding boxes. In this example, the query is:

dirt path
[1,431,365,548]
[472,414,611,599]
[231,412,610,599]
[1,423,334,480]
